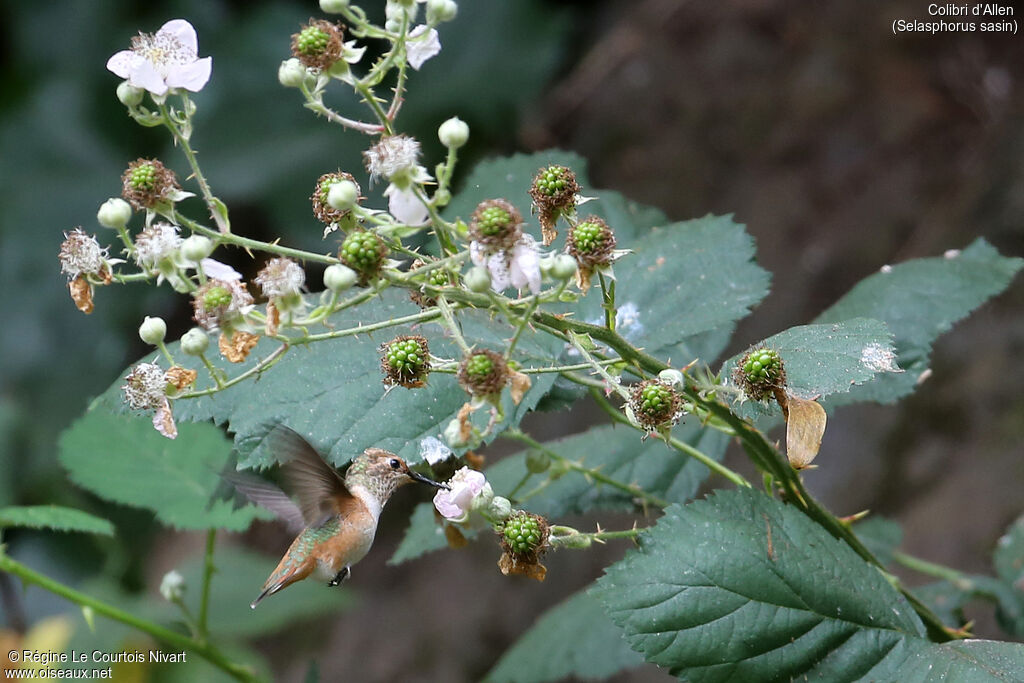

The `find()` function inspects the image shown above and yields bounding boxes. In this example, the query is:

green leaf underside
[0,505,114,536]
[448,152,769,365]
[593,488,1024,681]
[389,421,729,564]
[722,318,898,417]
[485,588,645,683]
[815,239,1023,405]
[58,412,269,531]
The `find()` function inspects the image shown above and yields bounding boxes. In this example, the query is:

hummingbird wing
[267,425,350,527]
[221,470,306,535]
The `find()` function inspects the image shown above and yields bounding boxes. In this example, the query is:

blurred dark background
[1,0,1022,680]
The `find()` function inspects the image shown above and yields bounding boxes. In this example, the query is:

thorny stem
[177,213,338,265]
[0,552,259,682]
[435,296,471,354]
[506,295,540,360]
[198,529,216,642]
[160,99,229,234]
[505,429,669,509]
[180,344,289,399]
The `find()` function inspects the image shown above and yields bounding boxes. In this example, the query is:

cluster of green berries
[476,205,513,237]
[339,230,388,284]
[428,268,452,288]
[128,163,157,190]
[380,335,430,388]
[567,216,616,268]
[502,512,546,556]
[533,166,570,198]
[630,379,682,431]
[457,349,509,398]
[291,20,342,70]
[203,286,232,310]
[121,158,178,210]
[295,26,330,55]
[734,348,786,401]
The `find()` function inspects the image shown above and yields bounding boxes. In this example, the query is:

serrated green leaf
[178,546,353,638]
[854,515,903,567]
[593,488,1024,681]
[58,412,268,531]
[390,501,449,565]
[723,318,899,411]
[93,291,562,470]
[485,588,645,683]
[490,422,729,517]
[0,505,114,536]
[815,239,1023,404]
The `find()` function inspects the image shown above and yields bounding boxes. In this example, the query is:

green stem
[892,550,970,585]
[435,296,471,354]
[597,271,616,331]
[160,100,228,234]
[198,530,216,641]
[180,344,289,399]
[0,552,258,682]
[177,214,337,265]
[505,429,669,509]
[291,307,442,345]
[506,295,540,360]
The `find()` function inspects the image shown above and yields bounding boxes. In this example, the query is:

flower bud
[443,417,468,449]
[159,570,185,602]
[319,0,349,13]
[469,482,495,512]
[550,254,577,281]
[138,316,167,345]
[487,495,512,522]
[525,450,551,473]
[464,266,491,293]
[116,81,145,107]
[97,198,132,229]
[181,235,214,263]
[427,0,458,23]
[327,179,359,211]
[323,264,358,293]
[549,526,592,549]
[438,116,469,149]
[278,58,308,88]
[180,327,210,356]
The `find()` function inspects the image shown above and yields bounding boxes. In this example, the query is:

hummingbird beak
[408,470,449,490]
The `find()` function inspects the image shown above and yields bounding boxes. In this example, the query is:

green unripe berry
[203,286,232,309]
[570,221,604,254]
[387,339,427,374]
[339,231,386,279]
[466,353,494,379]
[743,349,782,383]
[534,166,568,197]
[296,26,330,55]
[428,268,450,287]
[630,379,682,430]
[129,164,157,190]
[503,513,544,555]
[476,206,513,237]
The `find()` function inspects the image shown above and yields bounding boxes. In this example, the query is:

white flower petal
[470,241,487,268]
[129,58,169,96]
[158,19,199,54]
[406,26,441,70]
[165,56,212,91]
[343,41,367,65]
[487,252,511,292]
[106,50,138,79]
[385,185,430,226]
[509,237,541,294]
[200,258,242,281]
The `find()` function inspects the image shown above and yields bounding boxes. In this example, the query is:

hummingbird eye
[389,458,402,470]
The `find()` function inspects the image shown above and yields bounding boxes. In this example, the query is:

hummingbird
[225,426,446,608]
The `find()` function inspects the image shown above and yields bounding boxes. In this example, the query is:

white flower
[134,222,182,270]
[470,235,542,295]
[364,134,422,183]
[433,467,489,522]
[385,185,430,226]
[406,26,441,70]
[200,258,241,281]
[159,570,185,602]
[254,257,305,298]
[59,229,107,279]
[122,362,167,411]
[107,19,212,96]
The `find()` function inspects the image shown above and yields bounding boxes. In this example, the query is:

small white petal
[129,59,169,96]
[487,252,511,292]
[385,185,430,226]
[158,19,199,54]
[106,50,138,79]
[406,26,441,70]
[470,241,487,268]
[343,41,367,64]
[201,258,242,281]
[166,57,212,92]
[509,238,541,294]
